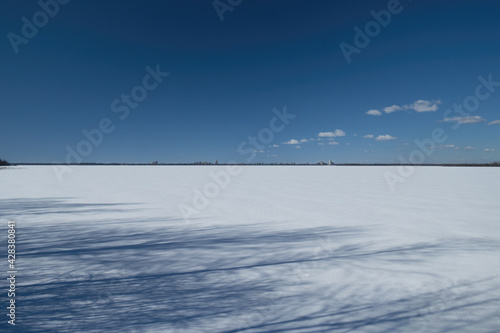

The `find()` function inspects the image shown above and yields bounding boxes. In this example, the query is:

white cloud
[375,134,397,141]
[328,141,339,145]
[383,105,403,113]
[269,144,279,148]
[363,134,374,139]
[404,99,441,112]
[318,130,346,137]
[441,116,486,124]
[368,100,441,117]
[484,148,495,152]
[293,145,301,149]
[488,119,500,125]
[252,150,265,153]
[318,142,325,146]
[366,109,382,116]
[430,144,455,149]
[464,146,476,150]
[283,138,309,144]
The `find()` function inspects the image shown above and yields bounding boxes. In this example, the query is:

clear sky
[1,0,499,164]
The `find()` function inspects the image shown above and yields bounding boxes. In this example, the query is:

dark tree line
[0,158,9,166]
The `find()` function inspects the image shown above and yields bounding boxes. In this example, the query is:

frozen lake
[1,166,499,332]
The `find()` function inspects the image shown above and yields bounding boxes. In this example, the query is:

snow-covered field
[1,166,499,332]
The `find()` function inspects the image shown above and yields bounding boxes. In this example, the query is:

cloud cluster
[318,130,346,137]
[363,134,397,141]
[366,99,441,116]
[281,130,347,149]
[488,119,500,125]
[404,99,441,112]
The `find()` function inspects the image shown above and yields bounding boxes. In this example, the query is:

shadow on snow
[1,198,499,332]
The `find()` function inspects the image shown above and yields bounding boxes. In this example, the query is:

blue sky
[1,0,499,163]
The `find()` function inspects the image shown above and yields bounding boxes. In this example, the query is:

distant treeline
[0,158,9,166]
[11,161,500,167]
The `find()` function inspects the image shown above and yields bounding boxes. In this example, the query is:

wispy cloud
[375,134,397,141]
[318,130,346,137]
[370,100,441,116]
[404,99,441,112]
[328,141,339,145]
[383,105,403,114]
[363,134,374,139]
[269,144,279,148]
[488,119,500,125]
[430,144,455,149]
[484,148,495,152]
[441,116,486,124]
[366,109,382,116]
[300,139,309,143]
[463,146,476,150]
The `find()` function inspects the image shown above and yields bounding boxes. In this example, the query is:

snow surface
[1,165,499,332]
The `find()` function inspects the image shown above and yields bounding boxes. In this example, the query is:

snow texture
[1,166,499,332]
